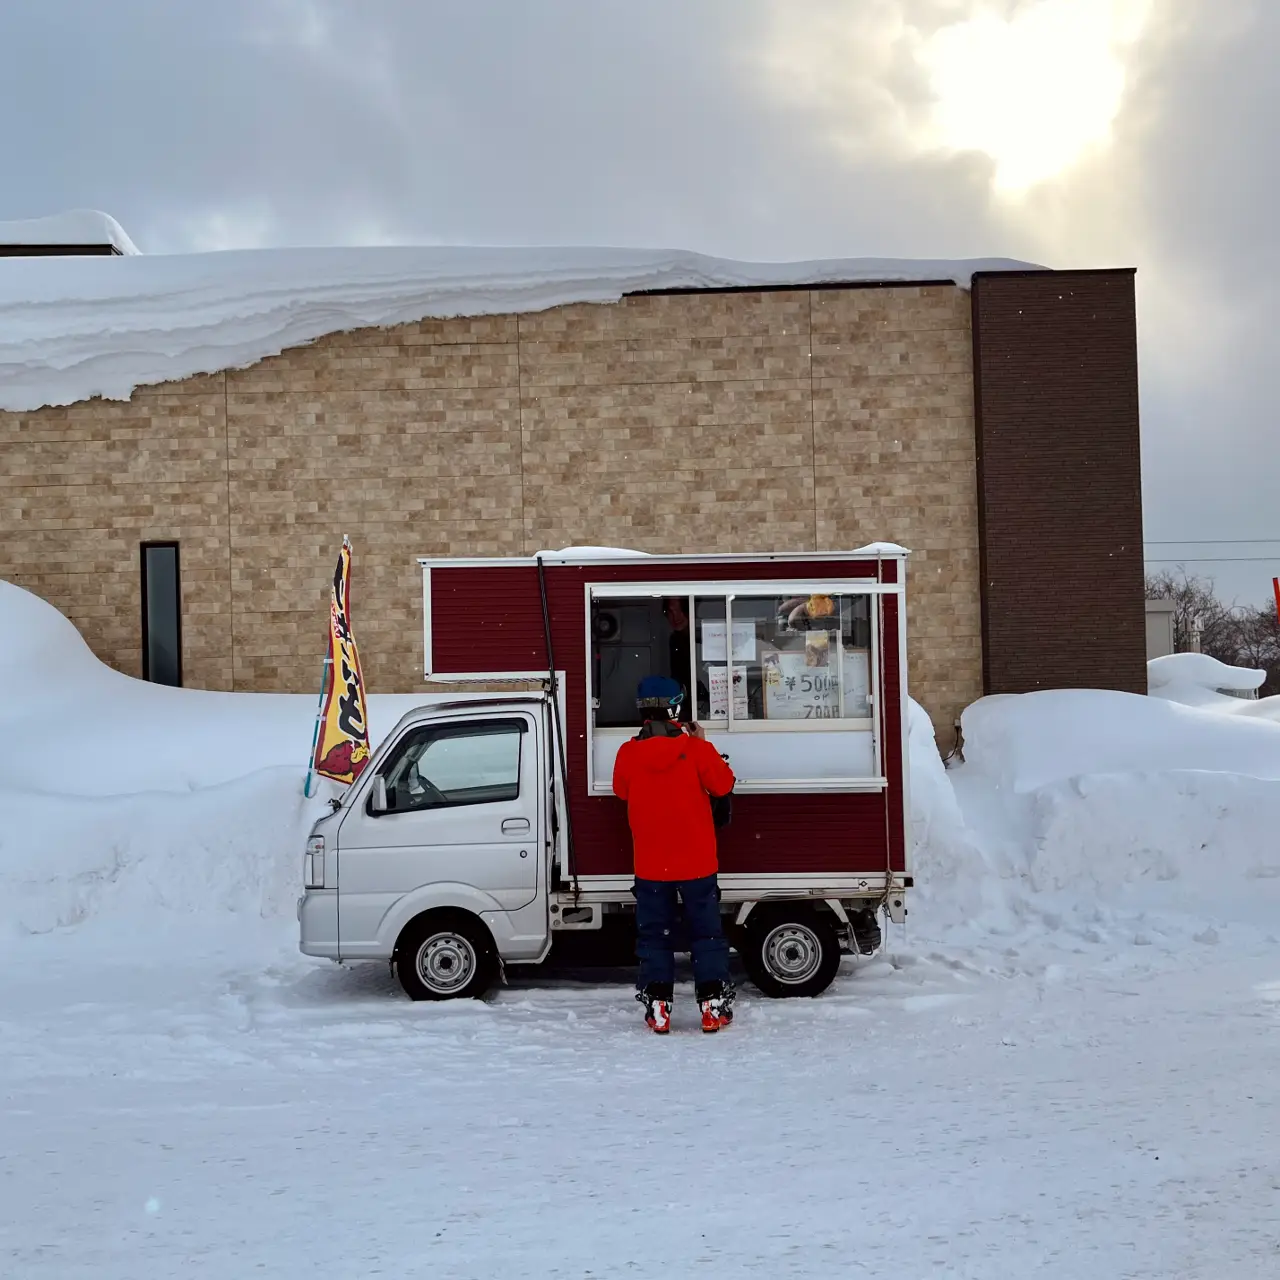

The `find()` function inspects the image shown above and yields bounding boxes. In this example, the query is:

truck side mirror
[370,776,389,814]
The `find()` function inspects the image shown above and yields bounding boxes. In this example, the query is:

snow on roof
[0,209,140,255]
[849,541,910,557]
[0,243,1041,413]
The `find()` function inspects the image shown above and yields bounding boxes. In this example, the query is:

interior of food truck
[590,587,873,731]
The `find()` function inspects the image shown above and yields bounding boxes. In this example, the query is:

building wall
[971,269,1145,697]
[1145,600,1175,662]
[0,284,982,737]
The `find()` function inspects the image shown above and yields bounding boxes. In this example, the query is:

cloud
[0,0,1277,598]
[0,0,1013,256]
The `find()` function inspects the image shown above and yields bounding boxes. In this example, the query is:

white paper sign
[762,636,870,720]
[842,647,871,713]
[707,664,749,719]
[701,620,756,663]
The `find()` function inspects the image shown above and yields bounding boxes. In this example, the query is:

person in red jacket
[613,675,737,1034]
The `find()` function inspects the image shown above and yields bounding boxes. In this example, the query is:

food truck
[298,546,912,1000]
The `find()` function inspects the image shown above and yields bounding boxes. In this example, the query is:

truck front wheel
[394,911,496,1001]
[741,908,841,998]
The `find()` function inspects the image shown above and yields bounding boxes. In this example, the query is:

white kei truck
[299,546,912,1000]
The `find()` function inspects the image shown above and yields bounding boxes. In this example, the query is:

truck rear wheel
[741,908,841,998]
[394,911,496,1001]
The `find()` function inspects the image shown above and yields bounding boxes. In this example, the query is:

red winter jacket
[612,723,736,882]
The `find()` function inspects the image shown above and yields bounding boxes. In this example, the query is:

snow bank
[0,244,1041,412]
[905,700,1009,932]
[0,581,424,796]
[961,688,1280,792]
[1148,651,1266,695]
[0,580,436,935]
[0,770,314,938]
[9,577,1279,952]
[1148,652,1280,723]
[946,690,1280,943]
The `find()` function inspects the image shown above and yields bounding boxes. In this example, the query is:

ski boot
[636,984,673,1034]
[697,981,735,1033]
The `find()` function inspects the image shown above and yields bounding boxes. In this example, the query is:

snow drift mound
[0,580,425,796]
[962,688,1280,792]
[7,580,1278,952]
[1148,652,1280,722]
[0,578,109,691]
[950,690,1280,943]
[905,701,1008,934]
[1148,651,1265,698]
[0,770,319,939]
[0,581,427,934]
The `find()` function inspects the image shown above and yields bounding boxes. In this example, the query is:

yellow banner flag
[312,536,371,784]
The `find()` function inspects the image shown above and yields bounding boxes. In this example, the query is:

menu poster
[706,664,749,719]
[700,620,756,663]
[762,636,871,720]
[764,648,839,719]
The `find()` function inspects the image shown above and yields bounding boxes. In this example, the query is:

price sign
[762,634,867,720]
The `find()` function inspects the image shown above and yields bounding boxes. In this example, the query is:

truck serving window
[378,719,524,813]
[692,592,871,724]
[591,589,873,729]
[590,596,693,728]
[588,582,884,792]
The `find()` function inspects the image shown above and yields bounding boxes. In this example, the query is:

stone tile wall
[0,285,981,737]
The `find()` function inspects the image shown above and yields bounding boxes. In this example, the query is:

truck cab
[300,697,558,997]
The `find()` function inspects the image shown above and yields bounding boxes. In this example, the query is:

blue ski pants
[633,874,730,995]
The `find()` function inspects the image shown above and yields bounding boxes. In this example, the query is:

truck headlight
[304,835,325,889]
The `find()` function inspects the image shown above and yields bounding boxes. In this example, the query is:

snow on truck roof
[0,211,1042,413]
[426,544,910,566]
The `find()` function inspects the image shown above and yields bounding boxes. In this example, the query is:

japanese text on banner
[312,537,371,784]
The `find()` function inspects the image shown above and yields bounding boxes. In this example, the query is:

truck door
[336,713,542,951]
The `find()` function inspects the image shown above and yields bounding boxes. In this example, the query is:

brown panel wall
[224,316,525,689]
[810,286,981,732]
[971,269,1145,696]
[0,379,234,689]
[0,285,984,739]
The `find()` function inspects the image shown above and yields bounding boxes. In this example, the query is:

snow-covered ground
[3,580,1280,1277]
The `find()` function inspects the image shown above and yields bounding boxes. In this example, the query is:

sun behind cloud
[919,0,1154,193]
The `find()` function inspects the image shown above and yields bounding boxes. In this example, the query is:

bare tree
[1233,606,1280,697]
[1146,569,1280,697]
[1144,569,1235,658]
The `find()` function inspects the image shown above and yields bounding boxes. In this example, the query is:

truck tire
[394,911,496,1001]
[741,907,841,998]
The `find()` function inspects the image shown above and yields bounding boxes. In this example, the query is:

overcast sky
[2,0,1276,604]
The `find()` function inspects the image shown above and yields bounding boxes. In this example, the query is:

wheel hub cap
[762,923,822,984]
[416,932,477,994]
